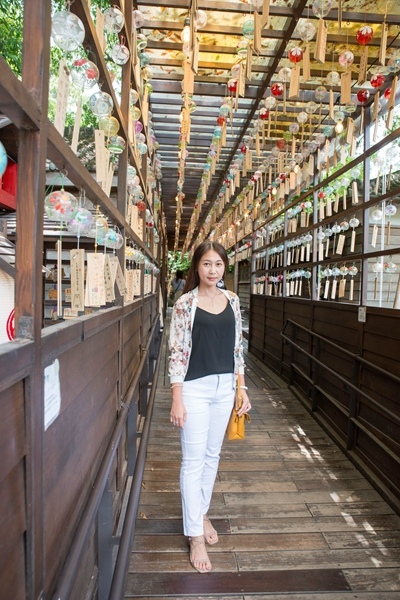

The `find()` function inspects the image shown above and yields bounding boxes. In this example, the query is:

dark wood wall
[0,296,158,599]
[249,295,400,513]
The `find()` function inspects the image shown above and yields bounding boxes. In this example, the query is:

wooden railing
[0,296,161,599]
[281,318,400,514]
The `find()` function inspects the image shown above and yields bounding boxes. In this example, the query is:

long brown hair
[182,241,228,293]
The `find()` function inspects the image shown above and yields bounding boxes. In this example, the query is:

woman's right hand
[170,393,187,429]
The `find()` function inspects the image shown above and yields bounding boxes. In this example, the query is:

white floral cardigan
[168,286,245,384]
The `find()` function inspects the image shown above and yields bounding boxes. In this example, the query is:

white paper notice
[44,359,61,431]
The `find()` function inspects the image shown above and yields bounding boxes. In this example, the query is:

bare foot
[203,515,218,545]
[188,535,212,573]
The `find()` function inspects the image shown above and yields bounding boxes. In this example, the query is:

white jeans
[180,373,235,536]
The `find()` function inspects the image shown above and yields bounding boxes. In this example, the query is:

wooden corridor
[125,331,400,599]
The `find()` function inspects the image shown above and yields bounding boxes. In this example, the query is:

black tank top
[185,302,235,381]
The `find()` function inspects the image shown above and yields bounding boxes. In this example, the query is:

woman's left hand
[236,389,251,416]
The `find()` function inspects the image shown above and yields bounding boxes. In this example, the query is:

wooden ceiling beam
[0,58,41,130]
[146,40,272,56]
[149,79,262,97]
[143,19,285,38]
[139,0,400,24]
[147,53,384,70]
[142,20,400,47]
[150,58,271,72]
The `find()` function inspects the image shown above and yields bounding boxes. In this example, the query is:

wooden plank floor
[125,325,400,599]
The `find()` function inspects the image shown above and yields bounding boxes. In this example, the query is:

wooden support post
[16,1,52,597]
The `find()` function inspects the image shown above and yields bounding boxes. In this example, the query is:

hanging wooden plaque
[247,148,253,170]
[245,44,253,81]
[54,59,70,136]
[191,35,199,74]
[356,46,368,86]
[346,117,354,145]
[372,92,380,122]
[70,249,85,312]
[253,12,262,55]
[278,152,284,173]
[235,170,241,188]
[104,255,115,303]
[71,99,82,154]
[86,253,106,307]
[95,130,108,186]
[302,44,311,82]
[289,63,300,98]
[221,122,227,146]
[314,19,327,64]
[105,159,114,198]
[308,155,314,176]
[183,60,194,94]
[329,88,335,119]
[379,21,388,66]
[255,132,261,156]
[340,71,352,104]
[352,180,359,204]
[260,0,270,27]
[110,256,127,297]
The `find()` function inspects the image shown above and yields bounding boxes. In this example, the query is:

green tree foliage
[168,251,191,276]
[0,0,109,131]
[0,0,23,75]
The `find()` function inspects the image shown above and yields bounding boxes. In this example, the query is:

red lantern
[136,200,146,211]
[240,144,247,153]
[259,107,269,120]
[227,78,237,93]
[271,82,283,97]
[216,116,226,126]
[370,73,385,89]
[357,89,370,104]
[279,172,286,181]
[288,47,303,63]
[276,139,286,150]
[384,87,392,100]
[356,25,373,45]
[318,191,325,199]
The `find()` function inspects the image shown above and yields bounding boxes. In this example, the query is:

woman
[168,241,251,573]
[169,269,186,306]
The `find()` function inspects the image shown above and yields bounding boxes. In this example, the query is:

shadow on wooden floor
[125,327,400,599]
